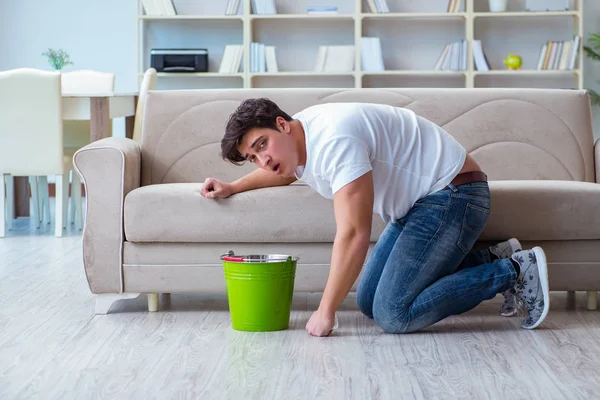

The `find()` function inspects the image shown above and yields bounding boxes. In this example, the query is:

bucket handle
[223,256,244,262]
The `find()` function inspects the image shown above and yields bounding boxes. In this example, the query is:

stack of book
[361,37,385,71]
[314,46,355,72]
[252,0,277,14]
[434,40,468,71]
[366,0,390,13]
[446,0,463,12]
[225,0,241,15]
[306,6,338,14]
[250,42,279,73]
[141,0,176,15]
[536,36,580,70]
[219,45,244,74]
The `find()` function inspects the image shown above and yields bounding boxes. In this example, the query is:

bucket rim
[220,251,299,263]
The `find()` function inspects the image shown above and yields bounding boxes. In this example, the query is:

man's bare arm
[319,171,374,315]
[231,168,296,193]
[201,168,296,199]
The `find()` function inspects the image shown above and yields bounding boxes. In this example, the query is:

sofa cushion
[124,183,387,243]
[481,180,600,241]
[124,180,600,243]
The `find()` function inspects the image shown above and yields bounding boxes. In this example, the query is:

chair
[132,68,158,144]
[0,68,70,237]
[32,70,116,231]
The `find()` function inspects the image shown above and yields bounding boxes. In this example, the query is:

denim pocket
[457,203,490,254]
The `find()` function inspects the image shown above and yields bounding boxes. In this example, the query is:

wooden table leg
[90,97,110,142]
[125,95,138,140]
[14,177,30,217]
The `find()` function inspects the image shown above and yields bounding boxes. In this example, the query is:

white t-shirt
[293,102,466,223]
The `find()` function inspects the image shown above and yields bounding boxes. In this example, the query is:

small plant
[583,34,600,105]
[42,48,74,70]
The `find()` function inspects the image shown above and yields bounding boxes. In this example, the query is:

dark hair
[221,98,293,165]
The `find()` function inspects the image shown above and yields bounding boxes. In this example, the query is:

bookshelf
[137,0,584,90]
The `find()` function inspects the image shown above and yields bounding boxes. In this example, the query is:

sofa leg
[587,291,598,311]
[567,291,576,309]
[95,293,141,315]
[148,293,159,312]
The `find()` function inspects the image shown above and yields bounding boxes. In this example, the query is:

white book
[372,38,385,71]
[259,43,266,73]
[324,45,355,72]
[536,44,548,70]
[163,0,176,15]
[569,35,580,70]
[553,41,563,70]
[219,45,235,73]
[251,0,259,14]
[451,41,460,71]
[454,0,462,12]
[314,46,328,72]
[367,0,378,13]
[361,38,382,71]
[473,40,489,71]
[265,46,278,73]
[461,40,467,71]
[264,0,277,14]
[141,0,159,15]
[225,0,234,15]
[442,43,453,71]
[558,41,571,70]
[379,0,390,12]
[547,41,558,70]
[434,43,450,70]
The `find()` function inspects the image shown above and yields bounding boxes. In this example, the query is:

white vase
[489,0,507,12]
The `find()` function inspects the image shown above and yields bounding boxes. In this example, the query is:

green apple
[503,54,522,70]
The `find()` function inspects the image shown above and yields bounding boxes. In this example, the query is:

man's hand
[306,308,336,337]
[200,178,235,199]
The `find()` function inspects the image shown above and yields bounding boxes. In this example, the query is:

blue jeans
[356,181,517,333]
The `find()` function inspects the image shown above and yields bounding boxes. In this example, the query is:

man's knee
[356,290,374,319]
[372,299,412,334]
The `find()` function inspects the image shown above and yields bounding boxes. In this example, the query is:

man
[200,98,549,337]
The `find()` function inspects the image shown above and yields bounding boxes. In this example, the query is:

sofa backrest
[141,88,595,186]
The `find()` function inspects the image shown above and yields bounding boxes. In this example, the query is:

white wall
[1,0,600,140]
[0,0,138,92]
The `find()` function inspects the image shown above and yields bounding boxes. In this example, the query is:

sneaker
[489,238,522,317]
[511,247,550,330]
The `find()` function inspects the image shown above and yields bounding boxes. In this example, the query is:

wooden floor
[2,213,600,399]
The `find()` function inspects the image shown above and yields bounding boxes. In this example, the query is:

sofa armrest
[73,137,141,294]
[596,139,600,183]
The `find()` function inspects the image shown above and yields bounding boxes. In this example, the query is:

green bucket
[221,251,299,332]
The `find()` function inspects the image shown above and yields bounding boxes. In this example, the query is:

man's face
[238,118,298,178]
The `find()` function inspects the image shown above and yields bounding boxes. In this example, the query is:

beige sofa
[73,88,600,314]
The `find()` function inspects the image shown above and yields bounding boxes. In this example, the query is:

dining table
[12,92,138,218]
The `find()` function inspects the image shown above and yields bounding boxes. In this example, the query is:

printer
[150,49,208,72]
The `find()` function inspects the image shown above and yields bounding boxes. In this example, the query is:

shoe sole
[523,246,550,330]
[500,308,517,317]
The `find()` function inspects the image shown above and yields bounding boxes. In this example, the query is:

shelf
[250,72,355,77]
[250,14,354,20]
[362,70,466,76]
[473,11,579,18]
[139,15,243,20]
[137,0,584,90]
[474,69,580,75]
[362,12,466,19]
[153,72,244,78]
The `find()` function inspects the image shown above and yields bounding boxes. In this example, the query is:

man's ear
[276,116,290,134]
